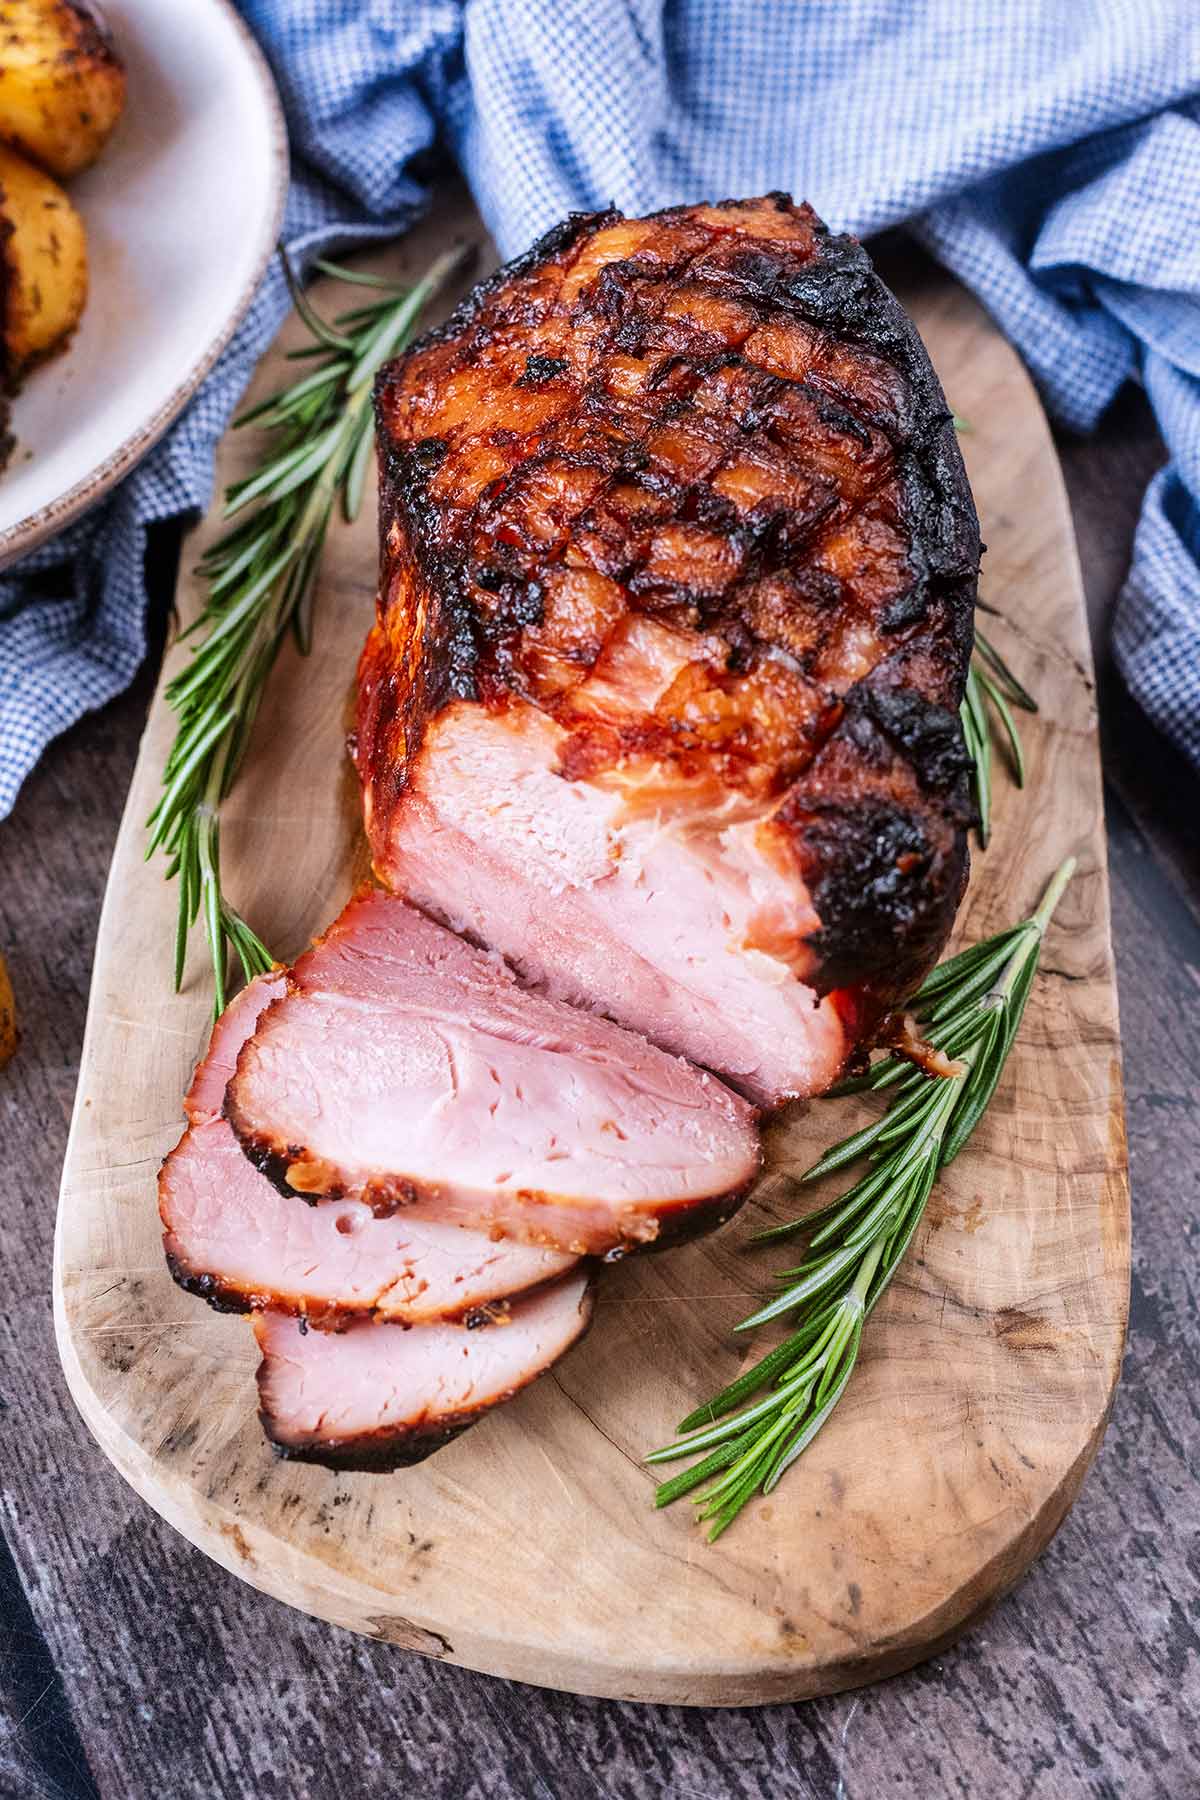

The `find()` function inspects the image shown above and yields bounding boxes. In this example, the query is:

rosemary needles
[962,627,1039,847]
[145,243,474,1013]
[647,857,1076,1540]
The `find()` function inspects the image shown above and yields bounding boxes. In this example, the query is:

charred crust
[517,353,569,387]
[394,210,619,366]
[462,1302,508,1328]
[222,1121,325,1204]
[162,1249,558,1331]
[224,1117,423,1218]
[163,1258,355,1331]
[785,796,967,998]
[163,1255,256,1317]
[846,684,974,797]
[778,645,972,999]
[609,1178,756,1260]
[264,1417,478,1472]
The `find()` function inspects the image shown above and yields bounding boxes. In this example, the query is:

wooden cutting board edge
[51,205,1130,1707]
[51,1279,1119,1704]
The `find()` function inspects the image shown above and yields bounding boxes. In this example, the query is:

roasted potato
[0,140,87,375]
[0,0,125,178]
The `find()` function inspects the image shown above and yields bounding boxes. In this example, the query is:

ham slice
[225,890,760,1256]
[184,971,283,1124]
[255,1272,593,1469]
[162,974,577,1326]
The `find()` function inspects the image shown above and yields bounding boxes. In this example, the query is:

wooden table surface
[1,340,1197,1794]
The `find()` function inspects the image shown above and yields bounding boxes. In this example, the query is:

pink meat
[162,1123,577,1325]
[185,971,284,1123]
[255,1271,593,1469]
[225,890,760,1255]
[384,702,850,1106]
[162,976,576,1326]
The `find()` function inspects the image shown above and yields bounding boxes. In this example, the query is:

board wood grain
[53,195,1129,1707]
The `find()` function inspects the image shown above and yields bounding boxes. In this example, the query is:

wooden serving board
[55,195,1129,1706]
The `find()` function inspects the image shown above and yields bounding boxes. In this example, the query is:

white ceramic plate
[0,0,288,568]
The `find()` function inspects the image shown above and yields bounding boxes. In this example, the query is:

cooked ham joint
[225,891,759,1256]
[255,1272,593,1470]
[359,195,979,1105]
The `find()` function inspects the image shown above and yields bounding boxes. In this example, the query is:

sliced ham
[185,971,284,1123]
[162,1125,577,1326]
[255,1271,593,1469]
[225,890,760,1256]
[162,975,576,1327]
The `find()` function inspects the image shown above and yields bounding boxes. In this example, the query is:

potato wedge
[0,0,125,178]
[0,139,87,375]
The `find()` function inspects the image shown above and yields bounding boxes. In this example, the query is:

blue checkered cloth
[2,1,1198,817]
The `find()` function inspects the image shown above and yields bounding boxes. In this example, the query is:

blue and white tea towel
[2,0,1198,817]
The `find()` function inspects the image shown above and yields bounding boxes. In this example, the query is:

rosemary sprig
[145,243,473,1013]
[962,626,1038,847]
[647,857,1076,1539]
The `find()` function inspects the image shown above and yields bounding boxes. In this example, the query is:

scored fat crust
[358,194,978,1045]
